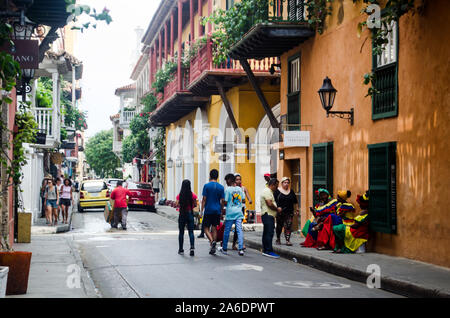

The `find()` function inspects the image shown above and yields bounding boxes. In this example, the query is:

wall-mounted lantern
[167,158,174,169]
[318,76,354,125]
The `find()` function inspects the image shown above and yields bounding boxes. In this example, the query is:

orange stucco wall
[278,0,450,267]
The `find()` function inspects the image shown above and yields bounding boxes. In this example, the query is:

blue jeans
[179,212,195,250]
[261,213,275,253]
[223,218,243,251]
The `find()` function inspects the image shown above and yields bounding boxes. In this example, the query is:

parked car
[78,180,110,212]
[126,181,156,212]
[106,178,123,191]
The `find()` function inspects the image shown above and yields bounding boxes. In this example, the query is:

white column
[52,72,59,140]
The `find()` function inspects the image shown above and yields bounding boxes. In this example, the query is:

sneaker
[262,252,280,259]
[220,248,228,255]
[210,241,217,255]
[178,249,184,255]
[239,250,244,256]
[190,248,195,257]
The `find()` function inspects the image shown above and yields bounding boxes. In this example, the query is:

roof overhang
[229,23,315,60]
[130,54,148,80]
[149,92,209,127]
[187,70,280,97]
[26,0,71,28]
[141,0,177,48]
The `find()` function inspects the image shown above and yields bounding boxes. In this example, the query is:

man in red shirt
[110,180,132,230]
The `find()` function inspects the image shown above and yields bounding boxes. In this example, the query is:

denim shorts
[60,198,71,207]
[46,199,58,208]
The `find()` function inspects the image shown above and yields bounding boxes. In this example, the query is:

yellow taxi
[78,180,110,212]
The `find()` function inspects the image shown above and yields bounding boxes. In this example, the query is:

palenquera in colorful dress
[333,192,370,253]
[316,190,354,250]
[301,188,340,248]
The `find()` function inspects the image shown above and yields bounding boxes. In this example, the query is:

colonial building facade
[131,0,450,267]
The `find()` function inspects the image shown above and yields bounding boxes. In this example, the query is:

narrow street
[67,208,400,298]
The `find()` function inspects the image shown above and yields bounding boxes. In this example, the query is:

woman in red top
[176,180,198,256]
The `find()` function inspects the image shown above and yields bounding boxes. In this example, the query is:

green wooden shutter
[372,21,399,120]
[287,93,300,130]
[313,142,333,206]
[368,142,397,234]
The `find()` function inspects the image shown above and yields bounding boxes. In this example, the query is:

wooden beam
[170,11,175,57]
[215,79,242,143]
[198,0,203,37]
[240,59,279,129]
[190,0,195,42]
[178,0,183,91]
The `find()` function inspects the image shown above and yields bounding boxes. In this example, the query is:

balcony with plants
[204,0,317,60]
[186,33,280,96]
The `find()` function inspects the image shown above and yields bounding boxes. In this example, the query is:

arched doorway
[174,126,183,197]
[166,130,175,200]
[183,120,194,184]
[218,103,235,187]
[195,108,210,198]
[254,103,281,212]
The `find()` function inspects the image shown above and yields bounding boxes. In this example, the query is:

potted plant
[0,266,8,298]
[0,107,34,296]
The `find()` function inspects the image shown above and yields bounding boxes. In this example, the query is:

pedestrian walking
[152,175,161,202]
[260,178,282,258]
[201,169,225,255]
[55,178,63,222]
[110,180,132,230]
[175,180,197,256]
[220,174,245,256]
[59,179,73,224]
[232,173,252,250]
[274,177,299,246]
[45,179,59,226]
[40,178,50,218]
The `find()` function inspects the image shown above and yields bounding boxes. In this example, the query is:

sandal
[286,241,293,246]
[316,246,327,250]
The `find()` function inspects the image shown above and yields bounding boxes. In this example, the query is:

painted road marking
[274,281,351,289]
[217,264,264,272]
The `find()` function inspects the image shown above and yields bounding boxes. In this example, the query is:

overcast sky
[75,0,161,138]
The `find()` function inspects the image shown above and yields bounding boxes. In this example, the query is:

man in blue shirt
[201,169,225,255]
[220,173,245,256]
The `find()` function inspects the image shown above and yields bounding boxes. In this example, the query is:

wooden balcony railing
[119,110,137,127]
[34,108,55,138]
[32,107,61,148]
[158,67,190,107]
[189,43,279,85]
[267,0,307,23]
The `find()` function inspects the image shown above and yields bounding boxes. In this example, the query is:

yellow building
[135,0,281,218]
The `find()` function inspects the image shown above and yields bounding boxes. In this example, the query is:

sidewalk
[6,235,99,298]
[156,205,450,298]
[31,194,78,235]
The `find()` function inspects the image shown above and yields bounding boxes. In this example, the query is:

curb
[65,237,101,298]
[244,235,450,298]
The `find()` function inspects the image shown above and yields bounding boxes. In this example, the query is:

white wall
[20,145,45,223]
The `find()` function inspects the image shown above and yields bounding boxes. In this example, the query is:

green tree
[85,130,121,178]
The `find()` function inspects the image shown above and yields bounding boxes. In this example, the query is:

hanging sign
[283,131,310,148]
[0,40,39,69]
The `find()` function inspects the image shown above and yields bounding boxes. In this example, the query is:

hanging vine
[203,0,333,65]
[355,0,427,96]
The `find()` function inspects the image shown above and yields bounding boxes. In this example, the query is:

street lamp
[11,18,36,40]
[167,158,173,169]
[318,76,354,125]
[10,17,38,99]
